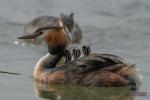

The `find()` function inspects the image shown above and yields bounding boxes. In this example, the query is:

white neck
[33,51,63,80]
[34,53,51,80]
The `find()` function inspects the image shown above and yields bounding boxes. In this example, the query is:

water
[0,0,150,99]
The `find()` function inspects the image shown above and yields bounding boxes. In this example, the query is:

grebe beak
[18,26,63,39]
[18,32,42,39]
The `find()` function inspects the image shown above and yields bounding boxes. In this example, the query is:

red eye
[39,31,43,35]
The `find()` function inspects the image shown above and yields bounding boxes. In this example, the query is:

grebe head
[19,20,69,55]
[61,13,74,33]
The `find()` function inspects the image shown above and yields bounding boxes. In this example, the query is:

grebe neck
[34,52,63,79]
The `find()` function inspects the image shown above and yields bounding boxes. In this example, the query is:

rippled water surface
[0,0,150,100]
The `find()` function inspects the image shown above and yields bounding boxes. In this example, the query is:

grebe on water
[23,13,82,44]
[18,25,141,90]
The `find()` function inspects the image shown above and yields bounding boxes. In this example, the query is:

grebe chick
[72,48,81,60]
[64,49,72,63]
[82,45,91,56]
[23,13,82,44]
[71,45,90,60]
[18,26,142,90]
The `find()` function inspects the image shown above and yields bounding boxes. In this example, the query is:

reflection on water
[34,81,134,100]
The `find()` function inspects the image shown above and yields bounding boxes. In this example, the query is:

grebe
[23,13,82,44]
[18,26,141,90]
[61,13,82,43]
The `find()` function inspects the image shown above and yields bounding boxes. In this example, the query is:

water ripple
[0,70,33,79]
[0,70,22,75]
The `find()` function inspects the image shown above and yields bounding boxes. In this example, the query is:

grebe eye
[39,31,43,35]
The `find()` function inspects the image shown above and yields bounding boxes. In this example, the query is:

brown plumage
[45,29,67,47]
[18,25,141,90]
[32,52,141,89]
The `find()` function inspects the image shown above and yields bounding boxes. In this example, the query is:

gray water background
[0,0,150,100]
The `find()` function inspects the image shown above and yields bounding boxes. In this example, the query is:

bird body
[33,52,141,88]
[18,24,142,90]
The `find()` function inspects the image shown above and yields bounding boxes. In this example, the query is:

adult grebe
[23,13,82,44]
[18,25,141,90]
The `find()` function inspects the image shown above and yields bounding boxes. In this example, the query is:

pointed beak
[18,32,43,39]
[18,26,63,39]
